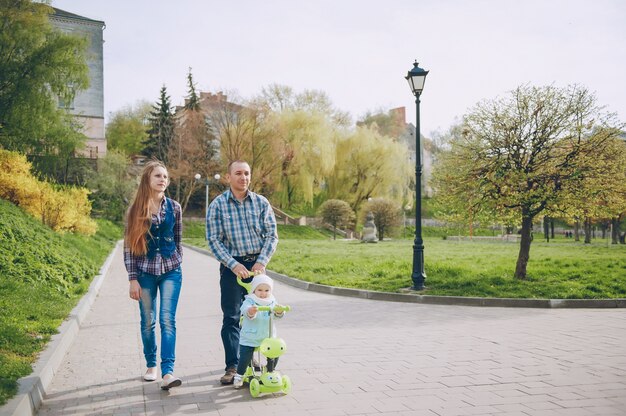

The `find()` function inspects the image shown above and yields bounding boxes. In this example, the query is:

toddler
[234,274,286,388]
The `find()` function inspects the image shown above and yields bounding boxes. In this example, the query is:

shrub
[0,150,96,234]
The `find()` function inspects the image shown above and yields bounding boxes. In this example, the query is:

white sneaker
[233,374,243,389]
[143,367,157,382]
[161,374,182,390]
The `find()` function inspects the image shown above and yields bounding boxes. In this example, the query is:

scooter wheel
[250,378,261,398]
[281,375,291,394]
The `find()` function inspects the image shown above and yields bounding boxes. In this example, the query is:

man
[206,160,278,384]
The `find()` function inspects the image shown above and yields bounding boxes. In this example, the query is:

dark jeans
[237,345,278,376]
[219,257,256,371]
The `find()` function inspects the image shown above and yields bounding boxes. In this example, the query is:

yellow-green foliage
[0,150,96,234]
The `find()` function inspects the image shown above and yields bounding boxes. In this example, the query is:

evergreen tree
[184,68,200,111]
[143,85,175,164]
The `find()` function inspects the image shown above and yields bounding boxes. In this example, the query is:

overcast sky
[51,0,625,136]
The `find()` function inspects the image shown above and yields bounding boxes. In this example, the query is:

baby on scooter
[234,274,287,388]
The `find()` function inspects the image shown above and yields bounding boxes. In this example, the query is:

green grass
[0,199,122,405]
[183,220,626,300]
[184,222,333,244]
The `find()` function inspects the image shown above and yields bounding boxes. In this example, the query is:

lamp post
[194,173,221,219]
[405,60,429,290]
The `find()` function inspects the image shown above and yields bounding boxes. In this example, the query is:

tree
[143,85,175,165]
[364,198,402,241]
[106,101,151,156]
[327,125,413,216]
[184,67,200,111]
[436,84,622,279]
[168,70,219,212]
[270,109,337,209]
[0,0,89,155]
[317,199,355,240]
[430,123,509,237]
[205,92,281,196]
[85,149,135,220]
[357,108,406,139]
[555,132,626,244]
[258,84,351,127]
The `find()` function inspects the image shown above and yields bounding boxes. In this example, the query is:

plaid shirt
[124,197,183,281]
[206,189,278,270]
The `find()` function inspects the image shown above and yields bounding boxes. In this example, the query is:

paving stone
[32,245,626,416]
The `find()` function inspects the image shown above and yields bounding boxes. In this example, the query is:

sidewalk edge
[0,241,121,416]
[183,243,626,309]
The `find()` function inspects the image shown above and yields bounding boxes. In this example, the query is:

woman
[123,161,183,390]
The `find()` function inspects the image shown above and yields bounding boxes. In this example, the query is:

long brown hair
[125,161,168,255]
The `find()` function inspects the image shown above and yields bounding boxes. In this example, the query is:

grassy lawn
[0,200,122,406]
[185,222,626,300]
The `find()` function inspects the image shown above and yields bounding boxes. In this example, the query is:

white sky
[51,0,626,137]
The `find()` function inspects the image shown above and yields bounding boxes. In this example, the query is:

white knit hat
[250,274,273,293]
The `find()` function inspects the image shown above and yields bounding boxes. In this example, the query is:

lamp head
[406,61,429,95]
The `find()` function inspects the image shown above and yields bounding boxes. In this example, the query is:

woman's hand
[129,280,141,301]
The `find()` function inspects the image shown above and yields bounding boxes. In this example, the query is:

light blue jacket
[239,296,283,347]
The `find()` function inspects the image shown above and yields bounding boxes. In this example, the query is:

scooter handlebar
[257,305,291,312]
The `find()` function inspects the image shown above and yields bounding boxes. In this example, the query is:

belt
[234,253,259,262]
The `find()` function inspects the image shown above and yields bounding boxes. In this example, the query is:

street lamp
[194,173,221,219]
[405,60,429,290]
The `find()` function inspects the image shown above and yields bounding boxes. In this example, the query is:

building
[50,8,106,158]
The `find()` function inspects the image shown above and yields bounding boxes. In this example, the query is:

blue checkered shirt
[206,189,278,270]
[123,197,183,280]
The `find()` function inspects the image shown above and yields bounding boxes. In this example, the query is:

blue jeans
[220,261,255,371]
[138,267,182,376]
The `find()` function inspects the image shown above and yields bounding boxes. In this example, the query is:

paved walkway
[37,245,626,416]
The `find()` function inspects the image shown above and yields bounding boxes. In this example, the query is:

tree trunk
[612,217,620,244]
[514,215,534,279]
[574,220,580,242]
[543,216,550,242]
[584,218,592,244]
[550,218,555,239]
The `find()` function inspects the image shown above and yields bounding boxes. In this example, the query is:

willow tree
[327,125,413,216]
[440,84,619,279]
[270,109,338,209]
[258,84,351,127]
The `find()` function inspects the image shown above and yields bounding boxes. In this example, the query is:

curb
[0,241,121,416]
[184,243,626,309]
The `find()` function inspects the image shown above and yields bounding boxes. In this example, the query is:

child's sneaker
[233,374,243,389]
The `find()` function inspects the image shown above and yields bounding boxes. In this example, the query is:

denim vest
[146,198,176,259]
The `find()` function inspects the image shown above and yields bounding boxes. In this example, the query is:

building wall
[50,9,106,158]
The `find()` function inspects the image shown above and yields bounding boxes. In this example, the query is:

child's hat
[250,274,273,292]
